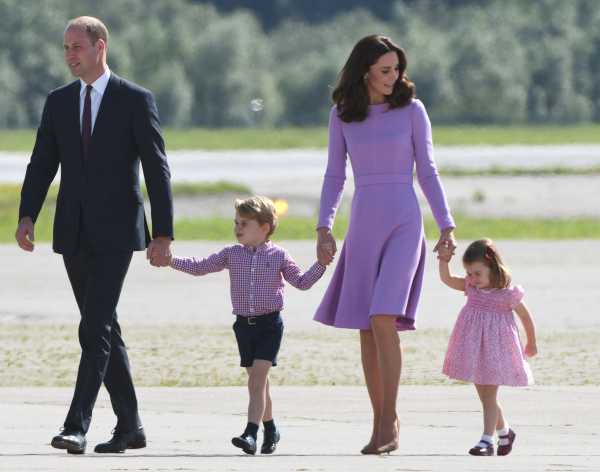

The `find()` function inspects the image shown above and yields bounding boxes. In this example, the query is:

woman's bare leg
[370,315,402,450]
[360,329,383,452]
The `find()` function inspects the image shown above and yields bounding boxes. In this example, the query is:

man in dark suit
[15,16,173,454]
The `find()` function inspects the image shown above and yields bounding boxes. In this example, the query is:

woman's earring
[363,73,368,82]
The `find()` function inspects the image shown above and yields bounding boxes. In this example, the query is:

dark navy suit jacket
[19,73,173,255]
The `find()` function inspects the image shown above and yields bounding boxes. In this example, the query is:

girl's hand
[524,343,538,357]
[514,303,537,358]
[433,227,457,255]
[437,244,453,262]
[317,227,336,265]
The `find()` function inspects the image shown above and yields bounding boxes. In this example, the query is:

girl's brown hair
[332,34,415,123]
[462,239,512,289]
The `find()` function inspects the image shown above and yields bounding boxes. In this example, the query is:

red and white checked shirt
[170,241,326,317]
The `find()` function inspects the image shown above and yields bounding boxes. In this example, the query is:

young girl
[168,196,327,455]
[437,238,537,456]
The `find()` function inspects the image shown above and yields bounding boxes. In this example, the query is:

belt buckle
[247,316,256,326]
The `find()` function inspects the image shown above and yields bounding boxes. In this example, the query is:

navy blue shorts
[233,311,284,367]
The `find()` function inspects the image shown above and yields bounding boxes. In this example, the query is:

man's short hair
[66,16,109,45]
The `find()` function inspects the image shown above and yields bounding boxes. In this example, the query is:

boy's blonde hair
[234,196,278,238]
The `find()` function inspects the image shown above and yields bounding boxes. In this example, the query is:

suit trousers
[62,227,139,434]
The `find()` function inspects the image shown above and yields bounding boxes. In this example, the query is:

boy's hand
[317,253,331,266]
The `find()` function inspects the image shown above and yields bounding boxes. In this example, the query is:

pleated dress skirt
[314,174,426,331]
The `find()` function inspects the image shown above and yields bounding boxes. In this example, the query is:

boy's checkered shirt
[170,241,326,316]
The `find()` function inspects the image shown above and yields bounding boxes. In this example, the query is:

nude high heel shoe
[376,418,399,454]
[360,442,379,455]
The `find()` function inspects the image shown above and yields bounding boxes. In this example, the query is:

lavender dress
[314,99,454,331]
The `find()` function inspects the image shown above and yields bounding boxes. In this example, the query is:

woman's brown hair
[462,239,512,289]
[332,34,415,123]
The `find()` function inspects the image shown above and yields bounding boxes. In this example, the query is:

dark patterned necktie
[82,84,92,160]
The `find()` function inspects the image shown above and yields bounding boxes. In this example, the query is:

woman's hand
[433,227,457,256]
[317,227,336,266]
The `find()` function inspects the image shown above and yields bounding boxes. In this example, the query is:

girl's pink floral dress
[443,282,534,386]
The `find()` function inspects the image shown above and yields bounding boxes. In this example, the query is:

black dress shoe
[468,440,494,456]
[94,427,146,453]
[260,428,280,454]
[231,434,257,455]
[51,430,87,454]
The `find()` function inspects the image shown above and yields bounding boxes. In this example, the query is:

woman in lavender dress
[314,35,457,454]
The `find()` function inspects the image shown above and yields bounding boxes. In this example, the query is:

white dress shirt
[79,68,111,132]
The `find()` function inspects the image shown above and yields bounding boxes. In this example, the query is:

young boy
[168,196,328,454]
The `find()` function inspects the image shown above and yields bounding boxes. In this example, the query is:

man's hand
[15,217,35,252]
[147,236,172,267]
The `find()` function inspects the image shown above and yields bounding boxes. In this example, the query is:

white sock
[476,434,494,448]
[497,426,512,446]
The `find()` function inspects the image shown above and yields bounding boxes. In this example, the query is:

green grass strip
[4,124,600,151]
[432,124,600,146]
[3,211,599,243]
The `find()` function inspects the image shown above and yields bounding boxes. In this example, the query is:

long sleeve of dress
[317,106,348,230]
[411,100,455,230]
